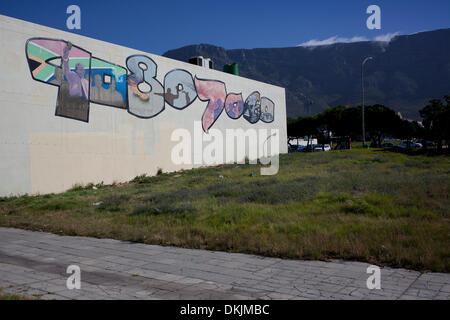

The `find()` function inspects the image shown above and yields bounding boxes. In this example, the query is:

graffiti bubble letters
[244,91,262,124]
[126,55,165,118]
[260,97,275,123]
[225,93,244,120]
[164,69,198,110]
[90,57,127,109]
[26,38,92,121]
[26,37,275,132]
[194,77,227,133]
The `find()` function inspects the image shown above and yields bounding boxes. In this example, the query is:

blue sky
[1,0,449,55]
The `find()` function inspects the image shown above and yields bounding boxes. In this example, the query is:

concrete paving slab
[0,227,448,300]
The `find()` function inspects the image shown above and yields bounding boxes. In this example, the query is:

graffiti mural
[243,91,261,124]
[25,38,276,132]
[163,69,197,109]
[260,97,275,123]
[194,77,227,133]
[225,93,244,119]
[26,38,92,122]
[126,55,165,118]
[90,57,127,109]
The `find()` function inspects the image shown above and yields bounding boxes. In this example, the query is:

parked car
[288,144,307,152]
[400,141,423,148]
[381,142,396,148]
[300,144,313,152]
[313,144,331,152]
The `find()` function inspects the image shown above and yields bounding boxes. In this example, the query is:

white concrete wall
[0,14,287,196]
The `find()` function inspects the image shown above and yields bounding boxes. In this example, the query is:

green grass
[0,149,449,272]
[0,294,34,300]
[0,294,25,300]
[0,288,37,300]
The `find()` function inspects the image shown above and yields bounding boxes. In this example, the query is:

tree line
[287,95,450,150]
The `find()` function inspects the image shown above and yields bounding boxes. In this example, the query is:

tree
[316,106,345,143]
[287,116,319,147]
[365,104,401,147]
[419,96,450,150]
[396,119,422,147]
[288,102,431,150]
[339,107,362,140]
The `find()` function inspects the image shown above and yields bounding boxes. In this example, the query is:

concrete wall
[0,15,287,196]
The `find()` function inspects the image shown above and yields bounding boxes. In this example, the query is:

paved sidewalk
[0,227,448,300]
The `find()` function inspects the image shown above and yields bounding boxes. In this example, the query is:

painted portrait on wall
[26,38,92,122]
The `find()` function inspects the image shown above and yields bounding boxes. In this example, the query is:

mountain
[163,29,450,120]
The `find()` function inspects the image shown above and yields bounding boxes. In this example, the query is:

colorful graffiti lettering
[163,69,198,110]
[90,57,127,109]
[260,97,275,123]
[25,37,275,131]
[194,77,227,133]
[26,38,92,122]
[225,93,244,119]
[243,91,262,124]
[126,55,165,118]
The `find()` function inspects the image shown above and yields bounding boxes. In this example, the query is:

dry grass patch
[0,149,449,272]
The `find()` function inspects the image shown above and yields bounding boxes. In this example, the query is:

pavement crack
[397,273,422,300]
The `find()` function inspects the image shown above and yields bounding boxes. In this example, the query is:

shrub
[132,202,195,216]
[97,194,130,211]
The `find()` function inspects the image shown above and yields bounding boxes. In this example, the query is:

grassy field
[0,294,26,300]
[0,288,36,300]
[0,294,32,300]
[0,148,449,272]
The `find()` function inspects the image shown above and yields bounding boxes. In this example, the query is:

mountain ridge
[163,29,450,120]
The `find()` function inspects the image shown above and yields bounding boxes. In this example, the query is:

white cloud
[298,32,401,47]
[298,36,368,47]
[374,32,400,42]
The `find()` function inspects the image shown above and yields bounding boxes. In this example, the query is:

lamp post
[361,56,373,148]
[263,132,277,158]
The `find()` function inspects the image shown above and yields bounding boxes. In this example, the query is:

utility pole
[361,56,373,148]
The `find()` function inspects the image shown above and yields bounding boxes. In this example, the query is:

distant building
[188,56,214,69]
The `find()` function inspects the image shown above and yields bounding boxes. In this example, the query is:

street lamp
[361,56,373,148]
[263,132,277,158]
